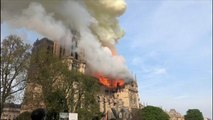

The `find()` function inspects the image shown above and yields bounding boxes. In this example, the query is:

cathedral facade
[21,30,140,119]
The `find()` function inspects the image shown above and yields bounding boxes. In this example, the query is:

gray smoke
[1,0,133,81]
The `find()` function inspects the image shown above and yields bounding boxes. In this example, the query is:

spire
[134,74,138,87]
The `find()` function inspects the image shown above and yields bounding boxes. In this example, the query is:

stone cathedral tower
[21,30,86,112]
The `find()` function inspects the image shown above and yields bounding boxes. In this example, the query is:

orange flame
[94,47,124,89]
[95,73,124,89]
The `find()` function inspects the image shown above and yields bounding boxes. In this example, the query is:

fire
[95,74,124,89]
[94,47,125,89]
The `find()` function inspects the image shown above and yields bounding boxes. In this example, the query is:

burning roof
[95,74,124,89]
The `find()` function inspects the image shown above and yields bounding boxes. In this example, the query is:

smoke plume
[1,0,133,81]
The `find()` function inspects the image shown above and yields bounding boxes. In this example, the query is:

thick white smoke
[1,0,133,81]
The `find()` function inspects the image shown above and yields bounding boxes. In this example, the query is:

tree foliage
[29,48,100,119]
[0,35,31,117]
[184,109,204,120]
[139,106,170,120]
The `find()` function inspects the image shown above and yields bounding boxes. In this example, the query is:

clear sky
[1,0,212,119]
[117,0,212,118]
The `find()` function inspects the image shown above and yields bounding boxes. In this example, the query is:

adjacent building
[167,109,184,120]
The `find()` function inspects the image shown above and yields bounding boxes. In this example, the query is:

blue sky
[117,0,212,118]
[1,0,212,118]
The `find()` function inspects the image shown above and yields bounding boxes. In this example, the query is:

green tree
[0,35,31,117]
[184,109,204,120]
[72,72,100,119]
[139,106,170,120]
[29,47,100,119]
[26,48,71,114]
